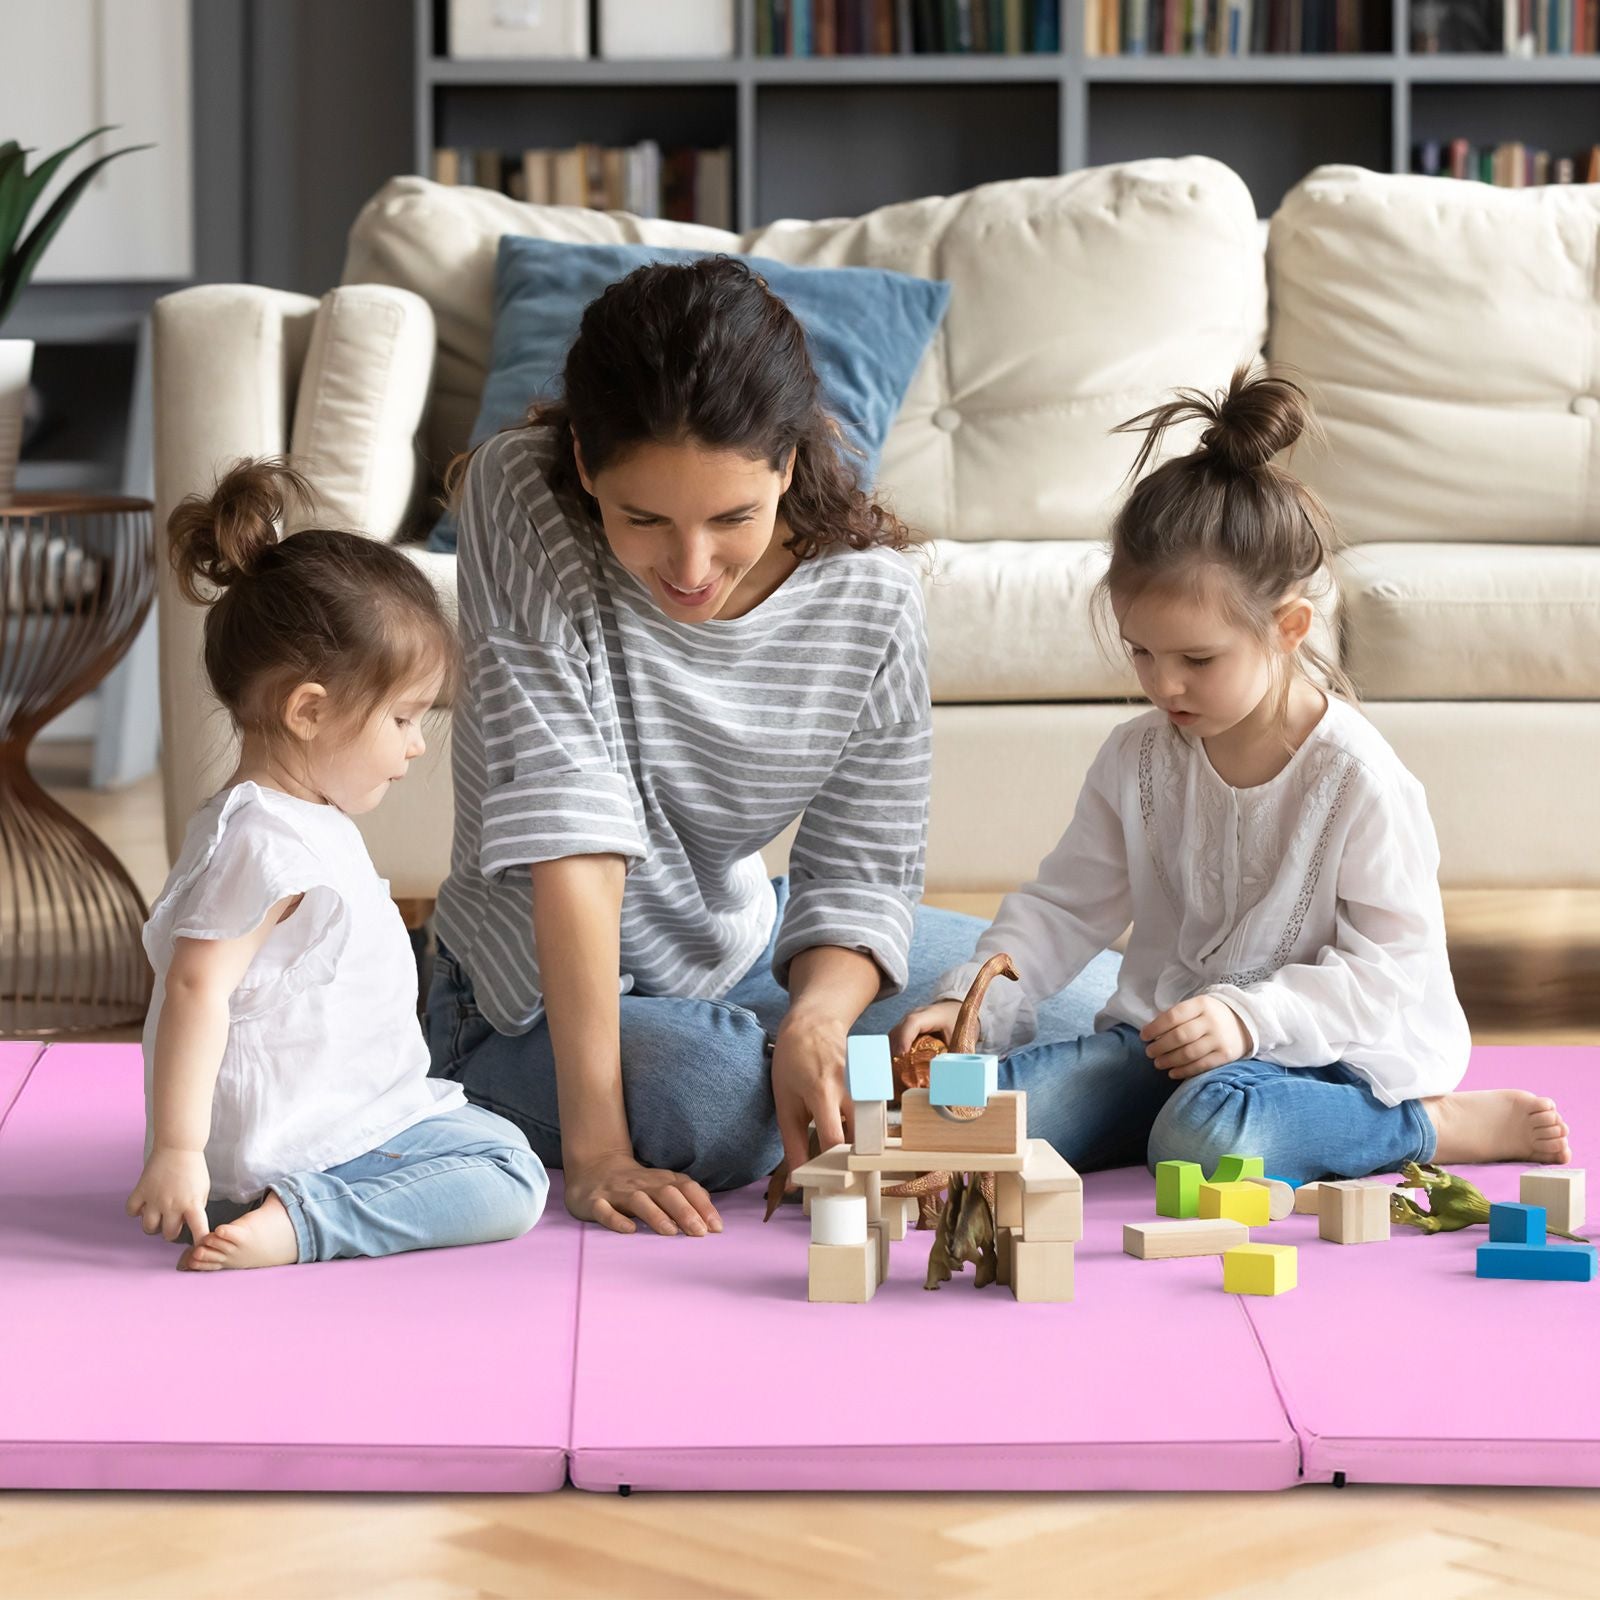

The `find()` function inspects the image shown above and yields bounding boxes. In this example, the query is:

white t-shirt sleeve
[1205,770,1446,1070]
[933,727,1133,1052]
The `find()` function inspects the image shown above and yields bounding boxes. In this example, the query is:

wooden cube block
[1011,1238,1074,1303]
[1521,1169,1585,1235]
[1318,1181,1391,1244]
[1244,1176,1295,1221]
[854,1098,887,1157]
[1022,1185,1082,1243]
[1209,1154,1265,1184]
[869,1220,889,1281]
[884,1194,917,1241]
[929,1052,999,1108]
[1293,1181,1326,1216]
[1199,1180,1270,1227]
[995,1171,1023,1230]
[808,1240,877,1303]
[1156,1159,1202,1219]
[846,1035,893,1102]
[899,1088,1026,1158]
[1223,1243,1297,1296]
[996,1225,1015,1286]
[1489,1202,1546,1246]
[1123,1218,1249,1260]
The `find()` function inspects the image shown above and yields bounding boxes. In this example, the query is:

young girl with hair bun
[127,460,547,1270]
[894,367,1570,1183]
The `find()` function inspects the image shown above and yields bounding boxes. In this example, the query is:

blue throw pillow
[428,236,951,552]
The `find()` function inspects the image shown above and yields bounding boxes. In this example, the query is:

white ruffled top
[934,697,1472,1106]
[141,782,465,1201]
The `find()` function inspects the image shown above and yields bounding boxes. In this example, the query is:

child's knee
[1146,1073,1252,1174]
[492,1145,550,1237]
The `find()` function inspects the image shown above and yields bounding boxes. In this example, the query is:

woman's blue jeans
[425,877,1434,1191]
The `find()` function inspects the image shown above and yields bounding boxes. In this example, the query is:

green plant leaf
[0,128,106,266]
[0,145,34,263]
[0,140,152,328]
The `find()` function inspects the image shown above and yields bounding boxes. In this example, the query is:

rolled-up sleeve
[457,442,645,886]
[773,585,931,997]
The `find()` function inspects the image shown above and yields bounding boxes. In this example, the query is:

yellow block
[1223,1243,1297,1296]
[1199,1180,1271,1227]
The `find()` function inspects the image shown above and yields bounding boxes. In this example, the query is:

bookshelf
[415,1,1600,220]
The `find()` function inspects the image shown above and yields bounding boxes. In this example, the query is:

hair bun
[168,457,312,605]
[1198,369,1308,474]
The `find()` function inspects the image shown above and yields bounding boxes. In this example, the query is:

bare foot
[1422,1090,1571,1167]
[177,1192,299,1272]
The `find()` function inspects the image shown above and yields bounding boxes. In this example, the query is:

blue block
[1489,1202,1547,1246]
[1477,1241,1597,1282]
[845,1035,893,1102]
[929,1052,999,1109]
[1266,1173,1297,1189]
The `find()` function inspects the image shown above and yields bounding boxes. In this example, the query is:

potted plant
[0,127,150,504]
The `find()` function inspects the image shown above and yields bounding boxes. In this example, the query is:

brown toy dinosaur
[763,954,1022,1267]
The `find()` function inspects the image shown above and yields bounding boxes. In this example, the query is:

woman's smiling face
[576,435,796,623]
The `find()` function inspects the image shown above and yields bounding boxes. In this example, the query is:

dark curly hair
[449,255,911,559]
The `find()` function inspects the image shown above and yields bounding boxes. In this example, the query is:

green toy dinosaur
[1390,1160,1588,1242]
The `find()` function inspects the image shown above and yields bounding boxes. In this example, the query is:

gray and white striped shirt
[433,426,932,1038]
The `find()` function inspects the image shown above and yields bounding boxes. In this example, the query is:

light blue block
[1476,1241,1597,1282]
[845,1035,893,1102]
[1489,1202,1546,1246]
[929,1052,998,1109]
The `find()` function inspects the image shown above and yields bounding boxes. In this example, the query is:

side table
[1,494,156,1035]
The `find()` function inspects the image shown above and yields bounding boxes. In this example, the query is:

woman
[426,256,1120,1236]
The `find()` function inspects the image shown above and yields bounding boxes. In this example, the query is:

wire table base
[1,494,156,1036]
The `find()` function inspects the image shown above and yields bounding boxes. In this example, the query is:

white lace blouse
[934,696,1472,1105]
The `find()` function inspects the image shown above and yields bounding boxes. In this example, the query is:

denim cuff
[267,1180,314,1264]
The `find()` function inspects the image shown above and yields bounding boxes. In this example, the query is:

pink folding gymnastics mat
[0,1042,579,1492]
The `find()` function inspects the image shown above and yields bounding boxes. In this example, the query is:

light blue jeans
[425,876,1435,1191]
[261,1104,549,1264]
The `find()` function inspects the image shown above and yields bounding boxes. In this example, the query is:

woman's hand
[126,1147,211,1243]
[889,999,962,1060]
[771,1008,853,1182]
[1140,995,1251,1080]
[563,1148,722,1237]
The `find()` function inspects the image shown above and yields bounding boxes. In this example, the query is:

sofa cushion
[924,539,1341,701]
[1337,542,1600,700]
[1269,166,1600,547]
[426,235,950,551]
[343,158,1267,546]
[286,284,435,540]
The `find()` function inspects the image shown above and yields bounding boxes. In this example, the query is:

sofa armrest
[153,284,321,864]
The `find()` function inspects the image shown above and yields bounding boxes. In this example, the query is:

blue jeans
[426,876,1124,1192]
[262,1104,549,1263]
[1018,1023,1437,1185]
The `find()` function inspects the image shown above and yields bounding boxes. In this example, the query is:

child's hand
[126,1148,211,1243]
[889,1000,962,1060]
[1140,996,1250,1080]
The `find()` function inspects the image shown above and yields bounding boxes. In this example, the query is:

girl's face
[576,436,797,623]
[1113,575,1311,739]
[282,664,445,815]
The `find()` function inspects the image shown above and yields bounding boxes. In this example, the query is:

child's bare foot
[177,1192,299,1271]
[1422,1090,1571,1167]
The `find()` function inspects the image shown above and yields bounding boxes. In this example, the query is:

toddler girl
[127,460,548,1269]
[893,369,1570,1183]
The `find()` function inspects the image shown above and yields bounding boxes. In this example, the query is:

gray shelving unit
[416,2,1600,222]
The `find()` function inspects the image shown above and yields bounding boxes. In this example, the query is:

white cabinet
[0,0,192,282]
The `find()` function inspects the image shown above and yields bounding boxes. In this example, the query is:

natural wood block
[995,1170,1023,1229]
[1198,1180,1271,1227]
[996,1225,1014,1286]
[1123,1218,1250,1260]
[808,1240,877,1303]
[869,1220,889,1281]
[1011,1238,1074,1303]
[884,1194,917,1241]
[854,1098,887,1157]
[1293,1181,1326,1216]
[792,1144,857,1190]
[1244,1176,1295,1221]
[1223,1243,1297,1296]
[848,1139,1025,1173]
[1521,1169,1585,1235]
[1020,1139,1082,1193]
[1319,1180,1392,1244]
[1022,1185,1082,1243]
[899,1088,1027,1158]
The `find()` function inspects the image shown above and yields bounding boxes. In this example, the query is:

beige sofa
[153,159,1600,904]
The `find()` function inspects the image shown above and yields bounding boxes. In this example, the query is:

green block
[1156,1160,1202,1219]
[1209,1154,1265,1185]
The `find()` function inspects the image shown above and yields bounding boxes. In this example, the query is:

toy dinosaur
[1390,1160,1588,1241]
[762,953,1022,1240]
